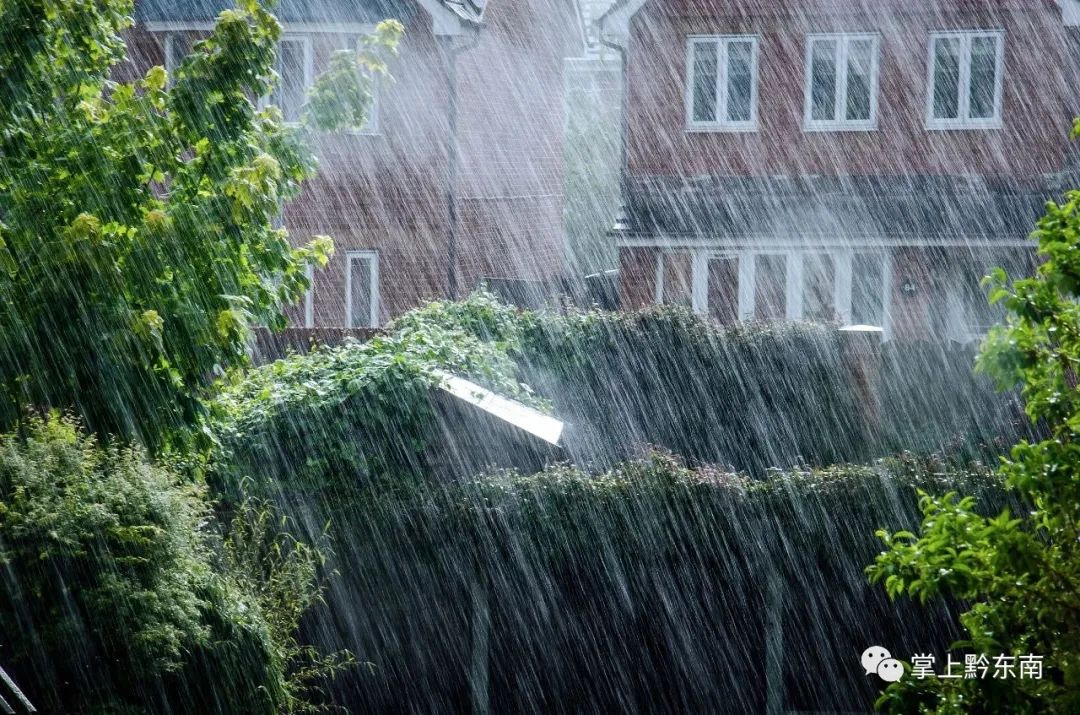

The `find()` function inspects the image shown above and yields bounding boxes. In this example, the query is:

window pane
[708,257,739,325]
[969,36,998,119]
[810,40,838,121]
[661,252,693,307]
[349,257,373,328]
[852,253,884,325]
[274,40,307,123]
[726,40,754,123]
[691,41,718,122]
[932,37,961,120]
[754,254,787,321]
[845,39,874,121]
[803,254,835,322]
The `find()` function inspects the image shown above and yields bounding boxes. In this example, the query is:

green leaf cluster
[0,413,347,713]
[0,0,339,451]
[868,180,1080,712]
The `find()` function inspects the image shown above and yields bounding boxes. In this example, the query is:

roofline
[141,1,479,37]
[143,20,378,34]
[598,0,648,44]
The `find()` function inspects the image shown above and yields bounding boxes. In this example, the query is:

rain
[0,0,1076,713]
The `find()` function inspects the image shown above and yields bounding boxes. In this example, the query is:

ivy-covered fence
[291,454,1010,713]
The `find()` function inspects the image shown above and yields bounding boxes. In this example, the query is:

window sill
[925,119,1003,131]
[803,122,878,133]
[686,124,759,134]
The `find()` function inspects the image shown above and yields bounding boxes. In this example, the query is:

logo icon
[862,646,904,682]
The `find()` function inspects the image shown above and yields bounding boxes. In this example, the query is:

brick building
[600,0,1079,341]
[130,0,585,327]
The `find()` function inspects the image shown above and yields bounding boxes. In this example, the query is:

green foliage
[0,413,348,713]
[0,0,384,450]
[212,303,539,504]
[304,19,403,132]
[298,451,1005,711]
[868,188,1080,712]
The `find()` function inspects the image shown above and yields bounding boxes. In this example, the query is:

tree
[0,0,399,451]
[868,135,1080,713]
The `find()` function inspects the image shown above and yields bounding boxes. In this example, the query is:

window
[164,33,193,79]
[350,37,381,135]
[656,252,693,307]
[754,254,787,320]
[270,36,313,124]
[927,31,1003,128]
[346,251,379,328]
[802,253,836,321]
[693,250,888,328]
[804,34,879,130]
[686,35,759,131]
[851,253,886,325]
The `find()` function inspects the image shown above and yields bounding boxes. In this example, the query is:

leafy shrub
[292,452,1009,712]
[868,179,1080,713]
[211,312,542,506]
[0,414,343,713]
[389,293,1029,472]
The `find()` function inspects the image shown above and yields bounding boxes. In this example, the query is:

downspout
[442,30,481,300]
[599,25,630,234]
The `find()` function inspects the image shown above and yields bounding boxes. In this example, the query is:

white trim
[738,251,755,319]
[926,30,1005,130]
[1060,0,1080,26]
[691,251,709,314]
[345,250,380,328]
[685,35,760,132]
[614,236,1034,249]
[164,32,183,77]
[803,33,880,132]
[598,0,650,43]
[144,21,378,34]
[304,264,315,328]
[414,0,473,35]
[690,248,890,328]
[654,252,665,304]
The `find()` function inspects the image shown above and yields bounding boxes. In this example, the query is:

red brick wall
[122,0,578,328]
[618,247,659,308]
[626,0,1069,179]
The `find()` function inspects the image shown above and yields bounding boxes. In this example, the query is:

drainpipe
[442,31,480,300]
[599,27,630,234]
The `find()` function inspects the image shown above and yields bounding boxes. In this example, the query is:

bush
[0,414,343,713]
[392,293,1029,472]
[210,310,542,507]
[287,452,1011,712]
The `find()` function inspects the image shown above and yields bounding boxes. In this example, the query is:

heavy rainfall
[0,0,1076,713]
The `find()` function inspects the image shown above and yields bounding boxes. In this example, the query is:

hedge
[289,452,1012,712]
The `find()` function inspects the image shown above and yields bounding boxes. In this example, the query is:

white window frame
[925,30,1005,130]
[347,36,381,136]
[685,34,760,132]
[260,34,314,126]
[679,249,890,334]
[803,33,880,132]
[303,263,315,328]
[345,250,379,329]
[164,32,186,78]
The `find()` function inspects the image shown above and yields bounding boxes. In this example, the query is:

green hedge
[396,294,1032,472]
[295,452,1012,712]
[0,415,341,713]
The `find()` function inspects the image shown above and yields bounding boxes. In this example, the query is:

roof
[133,0,477,26]
[619,173,1065,244]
